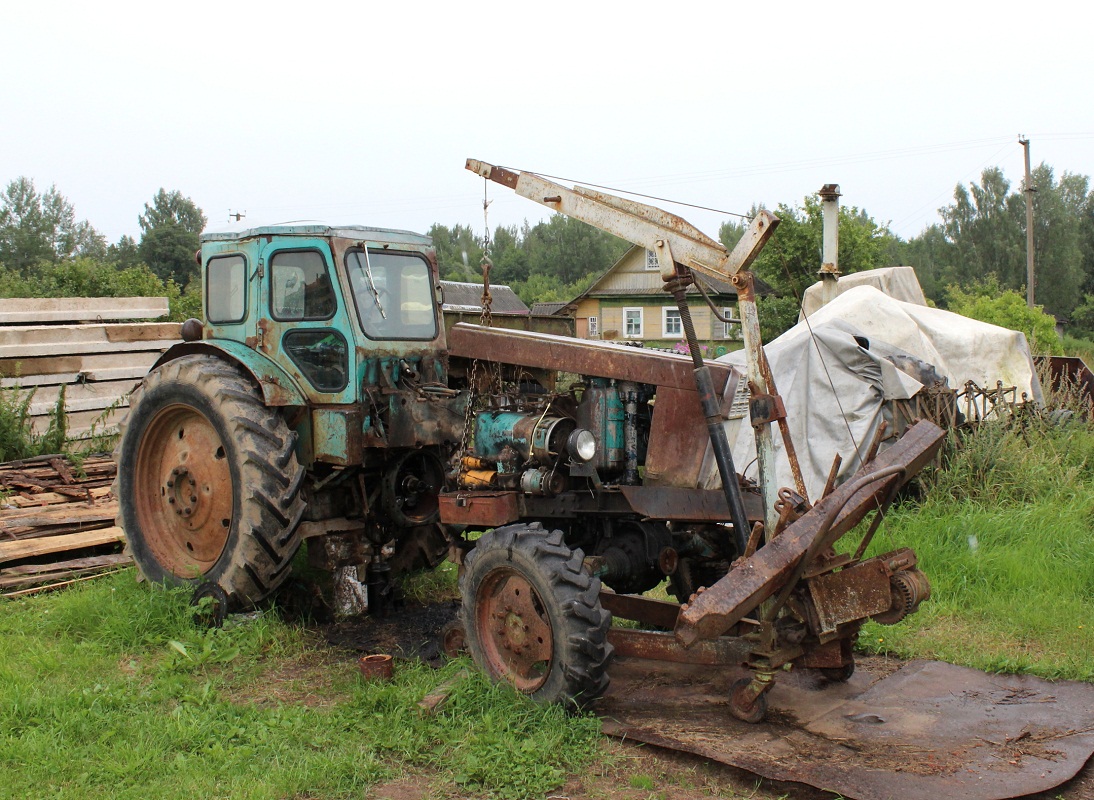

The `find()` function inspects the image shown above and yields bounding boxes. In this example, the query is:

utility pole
[1019,135,1035,308]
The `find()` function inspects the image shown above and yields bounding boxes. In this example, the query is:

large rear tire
[115,355,305,606]
[459,523,613,708]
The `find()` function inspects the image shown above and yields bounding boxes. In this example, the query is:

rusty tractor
[115,162,942,722]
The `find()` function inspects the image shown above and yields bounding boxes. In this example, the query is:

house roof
[441,280,529,315]
[530,301,570,316]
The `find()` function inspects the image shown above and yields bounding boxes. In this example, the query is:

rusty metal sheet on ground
[599,657,1094,800]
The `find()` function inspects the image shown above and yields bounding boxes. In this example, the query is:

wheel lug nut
[166,480,174,488]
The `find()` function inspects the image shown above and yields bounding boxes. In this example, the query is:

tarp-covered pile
[703,277,1043,500]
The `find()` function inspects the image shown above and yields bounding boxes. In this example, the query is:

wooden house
[568,245,774,352]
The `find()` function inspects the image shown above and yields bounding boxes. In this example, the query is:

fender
[152,340,307,407]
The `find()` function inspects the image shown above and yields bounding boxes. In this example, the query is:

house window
[623,308,643,338]
[587,316,598,338]
[722,305,740,339]
[645,249,659,270]
[662,307,682,338]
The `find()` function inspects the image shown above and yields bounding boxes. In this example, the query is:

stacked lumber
[0,297,180,439]
[0,454,128,597]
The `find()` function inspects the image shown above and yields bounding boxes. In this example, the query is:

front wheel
[459,523,613,708]
[115,355,306,607]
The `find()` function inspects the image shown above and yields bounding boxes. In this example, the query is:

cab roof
[200,223,431,248]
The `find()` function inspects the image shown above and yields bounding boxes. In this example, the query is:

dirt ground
[304,599,1094,800]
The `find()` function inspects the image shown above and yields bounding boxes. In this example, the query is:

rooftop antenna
[228,210,246,223]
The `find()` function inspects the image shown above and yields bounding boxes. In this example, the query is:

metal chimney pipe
[818,184,841,307]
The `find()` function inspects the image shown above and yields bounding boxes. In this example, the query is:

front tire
[115,355,305,606]
[459,523,613,708]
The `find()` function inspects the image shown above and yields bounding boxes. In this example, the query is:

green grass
[857,415,1094,681]
[0,573,601,800]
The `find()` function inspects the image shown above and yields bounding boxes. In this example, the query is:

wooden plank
[0,339,179,359]
[2,365,152,388]
[0,297,168,324]
[0,502,117,529]
[23,378,140,416]
[0,552,129,576]
[30,406,129,438]
[0,322,180,359]
[0,526,125,563]
[6,486,113,507]
[0,561,130,589]
[0,351,159,381]
[2,568,129,597]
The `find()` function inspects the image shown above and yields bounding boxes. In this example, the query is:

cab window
[346,248,437,340]
[270,250,335,321]
[206,254,247,323]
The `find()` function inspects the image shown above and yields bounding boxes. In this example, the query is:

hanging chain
[458,179,500,458]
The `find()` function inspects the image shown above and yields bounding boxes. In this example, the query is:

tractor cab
[194,224,463,466]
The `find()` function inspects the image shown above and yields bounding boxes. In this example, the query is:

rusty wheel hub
[134,405,235,576]
[475,568,553,692]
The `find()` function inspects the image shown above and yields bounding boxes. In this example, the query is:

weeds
[861,405,1094,682]
[0,383,67,462]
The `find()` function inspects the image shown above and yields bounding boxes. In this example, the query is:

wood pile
[0,453,128,597]
[0,296,180,439]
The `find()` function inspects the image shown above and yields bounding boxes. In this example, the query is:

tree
[428,223,485,282]
[488,224,529,284]
[523,215,628,286]
[0,177,105,274]
[107,235,142,269]
[895,223,954,303]
[138,189,206,286]
[1028,166,1086,319]
[939,168,1025,292]
[929,166,1092,320]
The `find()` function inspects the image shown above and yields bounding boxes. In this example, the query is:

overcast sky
[4,1,1092,249]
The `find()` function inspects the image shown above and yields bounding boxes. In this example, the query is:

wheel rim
[133,404,235,576]
[474,567,554,693]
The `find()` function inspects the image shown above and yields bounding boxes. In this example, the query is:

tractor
[116,163,941,722]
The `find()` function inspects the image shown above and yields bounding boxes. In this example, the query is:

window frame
[661,306,683,339]
[345,246,439,342]
[645,249,659,271]
[205,253,248,324]
[722,305,739,339]
[268,247,337,323]
[282,328,350,393]
[623,307,644,338]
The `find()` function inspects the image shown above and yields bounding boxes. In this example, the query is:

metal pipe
[818,184,841,308]
[619,381,639,485]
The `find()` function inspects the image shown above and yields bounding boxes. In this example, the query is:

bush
[945,281,1062,355]
[0,257,197,321]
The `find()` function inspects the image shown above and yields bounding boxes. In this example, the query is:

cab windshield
[346,248,438,340]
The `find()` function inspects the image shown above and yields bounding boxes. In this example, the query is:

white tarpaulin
[799,266,927,320]
[702,285,1043,501]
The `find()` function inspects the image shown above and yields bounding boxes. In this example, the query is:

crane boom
[465,160,778,284]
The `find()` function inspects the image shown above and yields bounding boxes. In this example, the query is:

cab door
[258,238,356,405]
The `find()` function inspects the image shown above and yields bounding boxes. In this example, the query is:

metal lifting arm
[465,160,778,284]
[466,159,789,544]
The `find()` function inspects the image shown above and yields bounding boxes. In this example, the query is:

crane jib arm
[465,160,779,282]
